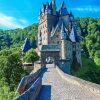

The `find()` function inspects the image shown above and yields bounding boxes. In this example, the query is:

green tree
[0,51,27,91]
[24,49,39,63]
[94,50,100,66]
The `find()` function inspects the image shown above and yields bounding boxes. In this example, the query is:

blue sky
[0,0,100,30]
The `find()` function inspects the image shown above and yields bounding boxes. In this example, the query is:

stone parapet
[56,65,100,97]
[15,67,45,100]
[15,77,42,100]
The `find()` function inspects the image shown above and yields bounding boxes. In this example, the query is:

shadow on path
[37,85,51,100]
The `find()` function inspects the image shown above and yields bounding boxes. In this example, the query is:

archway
[46,57,54,64]
[40,45,60,66]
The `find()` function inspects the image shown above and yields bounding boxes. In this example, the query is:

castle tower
[38,1,58,51]
[59,1,71,32]
[60,23,72,60]
[52,0,56,15]
[70,26,82,69]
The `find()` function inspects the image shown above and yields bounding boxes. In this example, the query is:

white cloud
[0,13,28,29]
[72,5,100,12]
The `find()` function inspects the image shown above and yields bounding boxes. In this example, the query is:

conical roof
[60,22,70,41]
[59,1,69,16]
[21,38,31,52]
[69,26,80,42]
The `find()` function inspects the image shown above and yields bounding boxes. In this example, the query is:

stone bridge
[38,64,100,100]
[16,64,100,100]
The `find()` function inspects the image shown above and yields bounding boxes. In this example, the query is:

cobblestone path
[38,64,100,100]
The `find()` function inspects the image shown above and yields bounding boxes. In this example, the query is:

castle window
[56,35,59,38]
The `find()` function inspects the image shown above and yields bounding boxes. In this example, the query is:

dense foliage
[0,49,27,90]
[0,24,39,100]
[73,17,100,84]
[0,23,38,50]
[77,17,100,66]
[24,49,39,63]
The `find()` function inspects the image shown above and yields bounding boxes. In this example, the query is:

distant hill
[0,23,38,50]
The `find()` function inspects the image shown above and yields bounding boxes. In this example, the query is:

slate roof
[69,27,80,42]
[50,19,69,38]
[41,44,60,52]
[21,38,31,52]
[60,23,70,41]
[59,1,69,16]
[42,3,46,13]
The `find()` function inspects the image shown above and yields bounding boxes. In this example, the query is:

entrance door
[46,57,54,64]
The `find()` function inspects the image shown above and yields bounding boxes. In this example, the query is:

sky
[0,0,100,30]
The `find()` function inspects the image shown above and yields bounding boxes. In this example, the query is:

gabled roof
[60,23,70,41]
[42,3,46,13]
[49,2,52,10]
[69,27,80,42]
[59,1,69,16]
[41,44,60,52]
[45,2,52,14]
[21,38,31,52]
[50,18,69,38]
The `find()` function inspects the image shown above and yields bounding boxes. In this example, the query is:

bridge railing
[15,77,42,100]
[15,67,45,100]
[56,65,100,97]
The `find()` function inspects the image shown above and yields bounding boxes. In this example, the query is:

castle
[37,0,82,71]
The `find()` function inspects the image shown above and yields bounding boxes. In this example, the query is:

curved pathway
[38,64,100,100]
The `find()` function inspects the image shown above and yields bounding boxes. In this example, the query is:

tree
[24,49,39,63]
[0,51,27,91]
[94,50,100,66]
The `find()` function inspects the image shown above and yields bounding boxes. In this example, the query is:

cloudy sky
[0,0,100,30]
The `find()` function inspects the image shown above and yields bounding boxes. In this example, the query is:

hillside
[77,17,100,66]
[0,23,38,50]
[0,17,100,84]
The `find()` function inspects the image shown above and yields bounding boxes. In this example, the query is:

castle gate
[40,45,60,66]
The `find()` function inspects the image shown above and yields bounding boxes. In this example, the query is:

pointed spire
[52,0,56,15]
[42,3,46,13]
[49,2,52,9]
[21,38,31,52]
[70,11,74,21]
[69,26,80,42]
[59,1,69,16]
[61,22,70,40]
[45,1,51,14]
[61,1,66,9]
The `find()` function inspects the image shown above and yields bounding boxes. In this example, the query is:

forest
[0,17,100,99]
